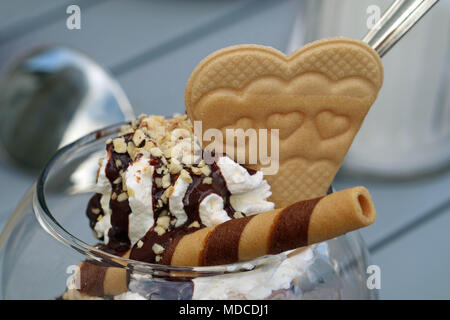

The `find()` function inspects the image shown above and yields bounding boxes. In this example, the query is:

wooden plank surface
[116,0,298,115]
[371,206,450,299]
[334,169,450,248]
[0,0,265,74]
[0,0,449,299]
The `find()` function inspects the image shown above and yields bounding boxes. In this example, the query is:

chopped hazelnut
[180,169,193,183]
[154,226,166,236]
[113,137,127,153]
[160,193,168,204]
[117,192,128,202]
[142,140,155,153]
[159,209,169,217]
[120,124,133,134]
[137,240,144,248]
[157,216,171,230]
[152,243,164,255]
[154,115,165,123]
[111,192,118,200]
[161,174,171,188]
[150,147,163,158]
[202,177,212,185]
[162,145,173,159]
[200,165,211,176]
[173,114,187,121]
[127,142,136,158]
[91,208,101,215]
[169,159,182,174]
[165,186,174,198]
[155,255,162,262]
[191,167,202,175]
[132,129,146,146]
[188,221,200,228]
[233,212,244,219]
[113,177,122,185]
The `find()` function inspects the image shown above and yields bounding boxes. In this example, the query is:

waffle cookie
[185,38,383,207]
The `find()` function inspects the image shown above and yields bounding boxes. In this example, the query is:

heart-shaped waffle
[185,38,383,208]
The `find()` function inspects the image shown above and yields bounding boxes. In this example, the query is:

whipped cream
[169,176,190,228]
[216,156,263,194]
[199,193,231,227]
[192,248,314,300]
[125,156,155,246]
[112,248,315,300]
[230,180,273,215]
[170,136,202,165]
[217,156,274,215]
[94,155,112,243]
[94,213,111,244]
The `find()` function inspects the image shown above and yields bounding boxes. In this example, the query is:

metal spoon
[363,0,439,57]
[287,0,439,57]
[0,46,135,171]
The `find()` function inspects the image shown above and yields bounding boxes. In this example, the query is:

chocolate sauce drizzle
[129,158,237,264]
[83,133,264,299]
[86,193,103,230]
[86,133,134,255]
[86,139,256,265]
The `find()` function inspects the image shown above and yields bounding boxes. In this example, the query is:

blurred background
[0,0,449,299]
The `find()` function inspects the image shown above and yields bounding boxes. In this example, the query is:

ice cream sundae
[62,37,383,300]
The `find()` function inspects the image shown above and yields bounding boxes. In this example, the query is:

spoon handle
[363,0,439,57]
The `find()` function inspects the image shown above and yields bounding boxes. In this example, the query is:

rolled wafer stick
[169,186,376,266]
[66,250,130,298]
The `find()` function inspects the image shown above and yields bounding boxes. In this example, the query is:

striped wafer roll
[168,186,376,266]
[65,250,130,298]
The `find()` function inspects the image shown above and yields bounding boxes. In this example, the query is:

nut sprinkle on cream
[86,114,273,264]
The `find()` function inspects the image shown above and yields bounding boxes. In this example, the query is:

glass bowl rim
[34,122,313,276]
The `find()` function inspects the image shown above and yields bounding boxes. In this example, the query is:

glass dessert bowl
[0,123,377,300]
